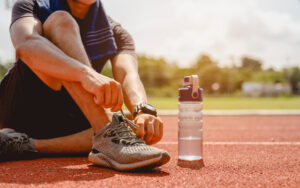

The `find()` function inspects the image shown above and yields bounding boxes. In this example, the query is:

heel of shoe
[88,152,111,168]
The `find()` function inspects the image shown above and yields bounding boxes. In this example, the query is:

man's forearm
[121,73,147,114]
[111,54,147,114]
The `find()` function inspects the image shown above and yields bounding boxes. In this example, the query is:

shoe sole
[88,151,170,171]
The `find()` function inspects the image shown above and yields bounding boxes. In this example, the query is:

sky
[1,0,300,70]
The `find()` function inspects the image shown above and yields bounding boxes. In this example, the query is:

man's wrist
[133,103,157,119]
[78,63,97,84]
[76,62,90,82]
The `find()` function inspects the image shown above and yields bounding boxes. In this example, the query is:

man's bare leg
[33,11,113,153]
[35,129,93,153]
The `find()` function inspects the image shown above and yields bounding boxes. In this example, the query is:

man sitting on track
[0,0,170,171]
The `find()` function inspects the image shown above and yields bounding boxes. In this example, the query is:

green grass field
[148,97,300,110]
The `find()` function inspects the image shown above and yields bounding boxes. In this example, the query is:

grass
[148,96,300,110]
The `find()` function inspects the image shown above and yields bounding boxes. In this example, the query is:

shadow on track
[0,156,169,185]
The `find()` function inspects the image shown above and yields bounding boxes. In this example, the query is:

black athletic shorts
[0,60,91,139]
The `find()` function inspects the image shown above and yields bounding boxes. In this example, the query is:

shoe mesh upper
[0,129,36,160]
[92,113,164,164]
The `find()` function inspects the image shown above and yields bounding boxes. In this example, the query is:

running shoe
[0,128,37,161]
[88,113,170,171]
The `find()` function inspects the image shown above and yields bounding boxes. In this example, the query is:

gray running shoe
[0,128,37,161]
[88,113,170,171]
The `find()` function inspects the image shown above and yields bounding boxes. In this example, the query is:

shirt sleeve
[108,16,136,57]
[11,0,37,27]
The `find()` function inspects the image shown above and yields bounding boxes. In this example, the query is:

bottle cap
[179,75,203,102]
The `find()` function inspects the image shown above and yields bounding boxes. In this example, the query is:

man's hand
[80,67,123,112]
[134,114,163,145]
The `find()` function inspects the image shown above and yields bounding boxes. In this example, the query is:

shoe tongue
[110,113,145,145]
[112,113,124,124]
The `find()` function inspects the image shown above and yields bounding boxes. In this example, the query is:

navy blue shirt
[11,0,136,72]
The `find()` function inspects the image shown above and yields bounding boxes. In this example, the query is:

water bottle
[178,75,203,162]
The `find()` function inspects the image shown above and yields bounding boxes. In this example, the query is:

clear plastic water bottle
[178,75,203,161]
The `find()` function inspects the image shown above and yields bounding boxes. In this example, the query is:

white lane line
[158,110,300,115]
[158,141,300,145]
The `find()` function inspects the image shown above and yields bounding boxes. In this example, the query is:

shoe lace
[104,110,144,146]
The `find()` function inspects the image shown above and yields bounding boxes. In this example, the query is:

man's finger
[111,84,123,112]
[145,119,154,144]
[134,117,145,139]
[95,89,104,106]
[103,84,112,108]
[110,82,118,107]
[158,117,164,140]
[150,119,161,144]
[147,118,162,145]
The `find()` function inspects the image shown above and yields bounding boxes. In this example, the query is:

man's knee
[43,11,80,39]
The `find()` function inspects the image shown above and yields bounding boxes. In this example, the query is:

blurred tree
[284,67,300,94]
[0,64,7,80]
[137,55,172,88]
[218,67,236,94]
[172,67,194,87]
[232,67,252,90]
[0,62,13,80]
[241,57,262,71]
[101,62,113,78]
[197,65,221,93]
[194,54,216,70]
[193,55,222,94]
[250,69,285,83]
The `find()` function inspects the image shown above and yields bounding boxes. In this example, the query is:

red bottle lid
[178,75,203,102]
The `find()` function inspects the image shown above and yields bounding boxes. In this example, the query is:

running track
[0,115,299,187]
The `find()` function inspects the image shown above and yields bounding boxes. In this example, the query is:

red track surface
[1,115,300,187]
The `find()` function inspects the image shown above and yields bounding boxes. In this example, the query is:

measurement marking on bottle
[179,137,202,141]
[158,141,300,145]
